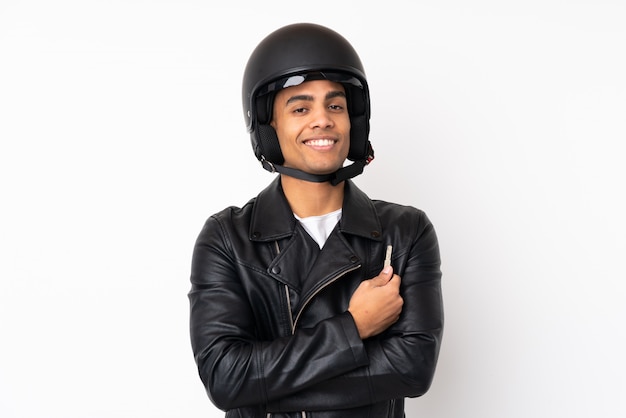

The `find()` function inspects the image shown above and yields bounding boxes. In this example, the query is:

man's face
[270,79,350,175]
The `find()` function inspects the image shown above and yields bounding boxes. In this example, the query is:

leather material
[189,178,443,417]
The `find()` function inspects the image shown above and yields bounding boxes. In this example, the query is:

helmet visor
[256,71,364,97]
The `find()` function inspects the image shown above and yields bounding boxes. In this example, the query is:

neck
[280,174,345,218]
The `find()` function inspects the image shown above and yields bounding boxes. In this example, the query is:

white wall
[1,1,624,417]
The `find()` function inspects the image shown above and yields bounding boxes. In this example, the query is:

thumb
[372,265,394,285]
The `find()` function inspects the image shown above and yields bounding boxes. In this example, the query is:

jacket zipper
[286,267,359,418]
[272,242,303,418]
[291,264,361,333]
[284,283,305,418]
[284,284,294,331]
[267,412,307,418]
[274,242,296,333]
[274,242,358,418]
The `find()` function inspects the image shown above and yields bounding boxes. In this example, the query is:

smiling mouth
[303,138,337,146]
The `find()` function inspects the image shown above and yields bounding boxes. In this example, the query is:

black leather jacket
[189,178,443,417]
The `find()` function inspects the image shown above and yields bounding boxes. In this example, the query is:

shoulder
[196,197,256,241]
[341,181,436,241]
[373,199,430,224]
[372,199,437,243]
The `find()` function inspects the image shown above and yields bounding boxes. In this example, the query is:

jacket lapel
[248,177,382,294]
[299,229,362,300]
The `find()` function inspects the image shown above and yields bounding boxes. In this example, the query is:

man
[189,23,443,417]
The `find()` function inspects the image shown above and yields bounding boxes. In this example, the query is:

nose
[309,106,334,129]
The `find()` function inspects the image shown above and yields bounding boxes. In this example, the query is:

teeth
[306,139,334,146]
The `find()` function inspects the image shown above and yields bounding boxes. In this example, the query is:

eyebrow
[284,90,346,105]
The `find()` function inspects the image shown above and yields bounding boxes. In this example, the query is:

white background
[1,1,625,417]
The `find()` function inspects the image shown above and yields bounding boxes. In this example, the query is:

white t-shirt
[294,208,342,249]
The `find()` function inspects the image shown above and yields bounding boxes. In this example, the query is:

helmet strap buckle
[260,156,277,173]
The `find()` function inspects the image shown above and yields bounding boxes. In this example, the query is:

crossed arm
[189,217,443,412]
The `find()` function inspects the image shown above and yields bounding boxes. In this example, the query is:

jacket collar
[249,177,382,242]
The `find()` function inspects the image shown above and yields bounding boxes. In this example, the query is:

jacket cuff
[341,311,369,366]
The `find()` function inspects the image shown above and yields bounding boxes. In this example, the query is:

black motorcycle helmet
[242,23,374,185]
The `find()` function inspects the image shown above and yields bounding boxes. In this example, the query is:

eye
[286,102,309,114]
[327,95,347,112]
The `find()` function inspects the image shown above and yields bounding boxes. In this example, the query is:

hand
[348,266,403,339]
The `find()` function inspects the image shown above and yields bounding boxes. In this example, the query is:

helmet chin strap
[261,158,369,186]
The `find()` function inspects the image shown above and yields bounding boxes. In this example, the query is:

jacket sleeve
[188,215,370,412]
[266,210,444,412]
